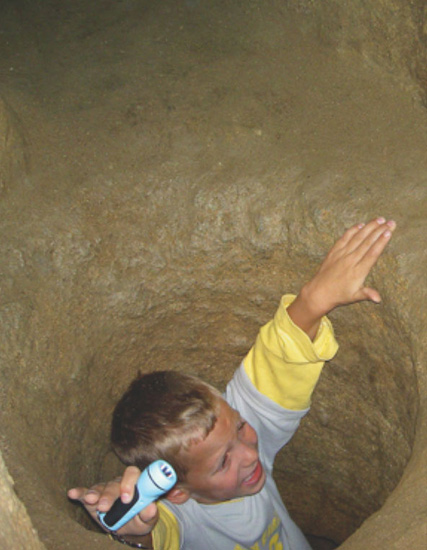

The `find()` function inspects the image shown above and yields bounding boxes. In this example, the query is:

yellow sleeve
[151,502,180,550]
[243,294,339,411]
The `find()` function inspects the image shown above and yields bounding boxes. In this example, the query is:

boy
[69,217,396,550]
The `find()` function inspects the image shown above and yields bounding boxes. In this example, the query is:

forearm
[243,295,338,410]
[286,283,325,341]
[244,217,395,410]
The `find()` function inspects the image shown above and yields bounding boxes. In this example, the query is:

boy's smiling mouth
[242,460,264,487]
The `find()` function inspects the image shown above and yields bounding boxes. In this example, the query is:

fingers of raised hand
[348,218,395,255]
[343,219,395,302]
[333,221,367,252]
[331,217,395,264]
[326,221,372,263]
[349,219,395,273]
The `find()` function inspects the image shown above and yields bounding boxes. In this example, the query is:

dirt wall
[0,1,426,549]
[287,0,427,104]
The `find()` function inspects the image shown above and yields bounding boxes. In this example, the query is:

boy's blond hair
[111,370,223,481]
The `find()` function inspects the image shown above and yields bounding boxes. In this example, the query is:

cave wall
[286,0,427,104]
[0,452,46,550]
[0,1,426,549]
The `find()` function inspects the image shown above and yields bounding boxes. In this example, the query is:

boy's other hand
[67,466,159,536]
[288,217,396,339]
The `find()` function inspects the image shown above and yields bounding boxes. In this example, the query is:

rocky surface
[0,1,426,549]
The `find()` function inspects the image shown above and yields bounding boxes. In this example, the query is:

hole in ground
[59,290,418,547]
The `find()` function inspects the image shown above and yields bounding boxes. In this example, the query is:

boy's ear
[166,487,191,505]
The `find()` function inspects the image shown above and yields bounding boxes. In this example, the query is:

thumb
[360,287,381,304]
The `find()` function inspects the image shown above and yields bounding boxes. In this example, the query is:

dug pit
[0,1,426,550]
[0,228,421,550]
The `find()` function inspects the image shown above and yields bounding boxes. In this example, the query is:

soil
[0,1,426,549]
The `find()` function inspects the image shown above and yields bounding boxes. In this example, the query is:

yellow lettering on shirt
[234,516,283,550]
[269,533,283,550]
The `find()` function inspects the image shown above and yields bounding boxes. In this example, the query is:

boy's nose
[240,441,258,465]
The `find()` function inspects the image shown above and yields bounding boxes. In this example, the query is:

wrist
[287,285,329,341]
[108,532,153,549]
[298,281,334,320]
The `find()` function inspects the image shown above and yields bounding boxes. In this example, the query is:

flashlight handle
[97,460,177,531]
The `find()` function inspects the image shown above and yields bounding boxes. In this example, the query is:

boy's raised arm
[243,216,396,411]
[287,217,396,340]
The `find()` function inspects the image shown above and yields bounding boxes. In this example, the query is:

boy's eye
[219,453,229,470]
[238,420,246,432]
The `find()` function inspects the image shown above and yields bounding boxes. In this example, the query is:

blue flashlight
[98,460,177,531]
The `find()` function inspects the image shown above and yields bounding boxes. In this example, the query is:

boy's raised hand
[288,217,396,340]
[67,466,158,538]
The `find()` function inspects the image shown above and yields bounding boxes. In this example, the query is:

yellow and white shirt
[153,295,339,550]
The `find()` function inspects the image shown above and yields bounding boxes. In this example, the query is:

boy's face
[179,399,266,504]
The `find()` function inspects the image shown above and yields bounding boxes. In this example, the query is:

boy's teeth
[245,463,258,482]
